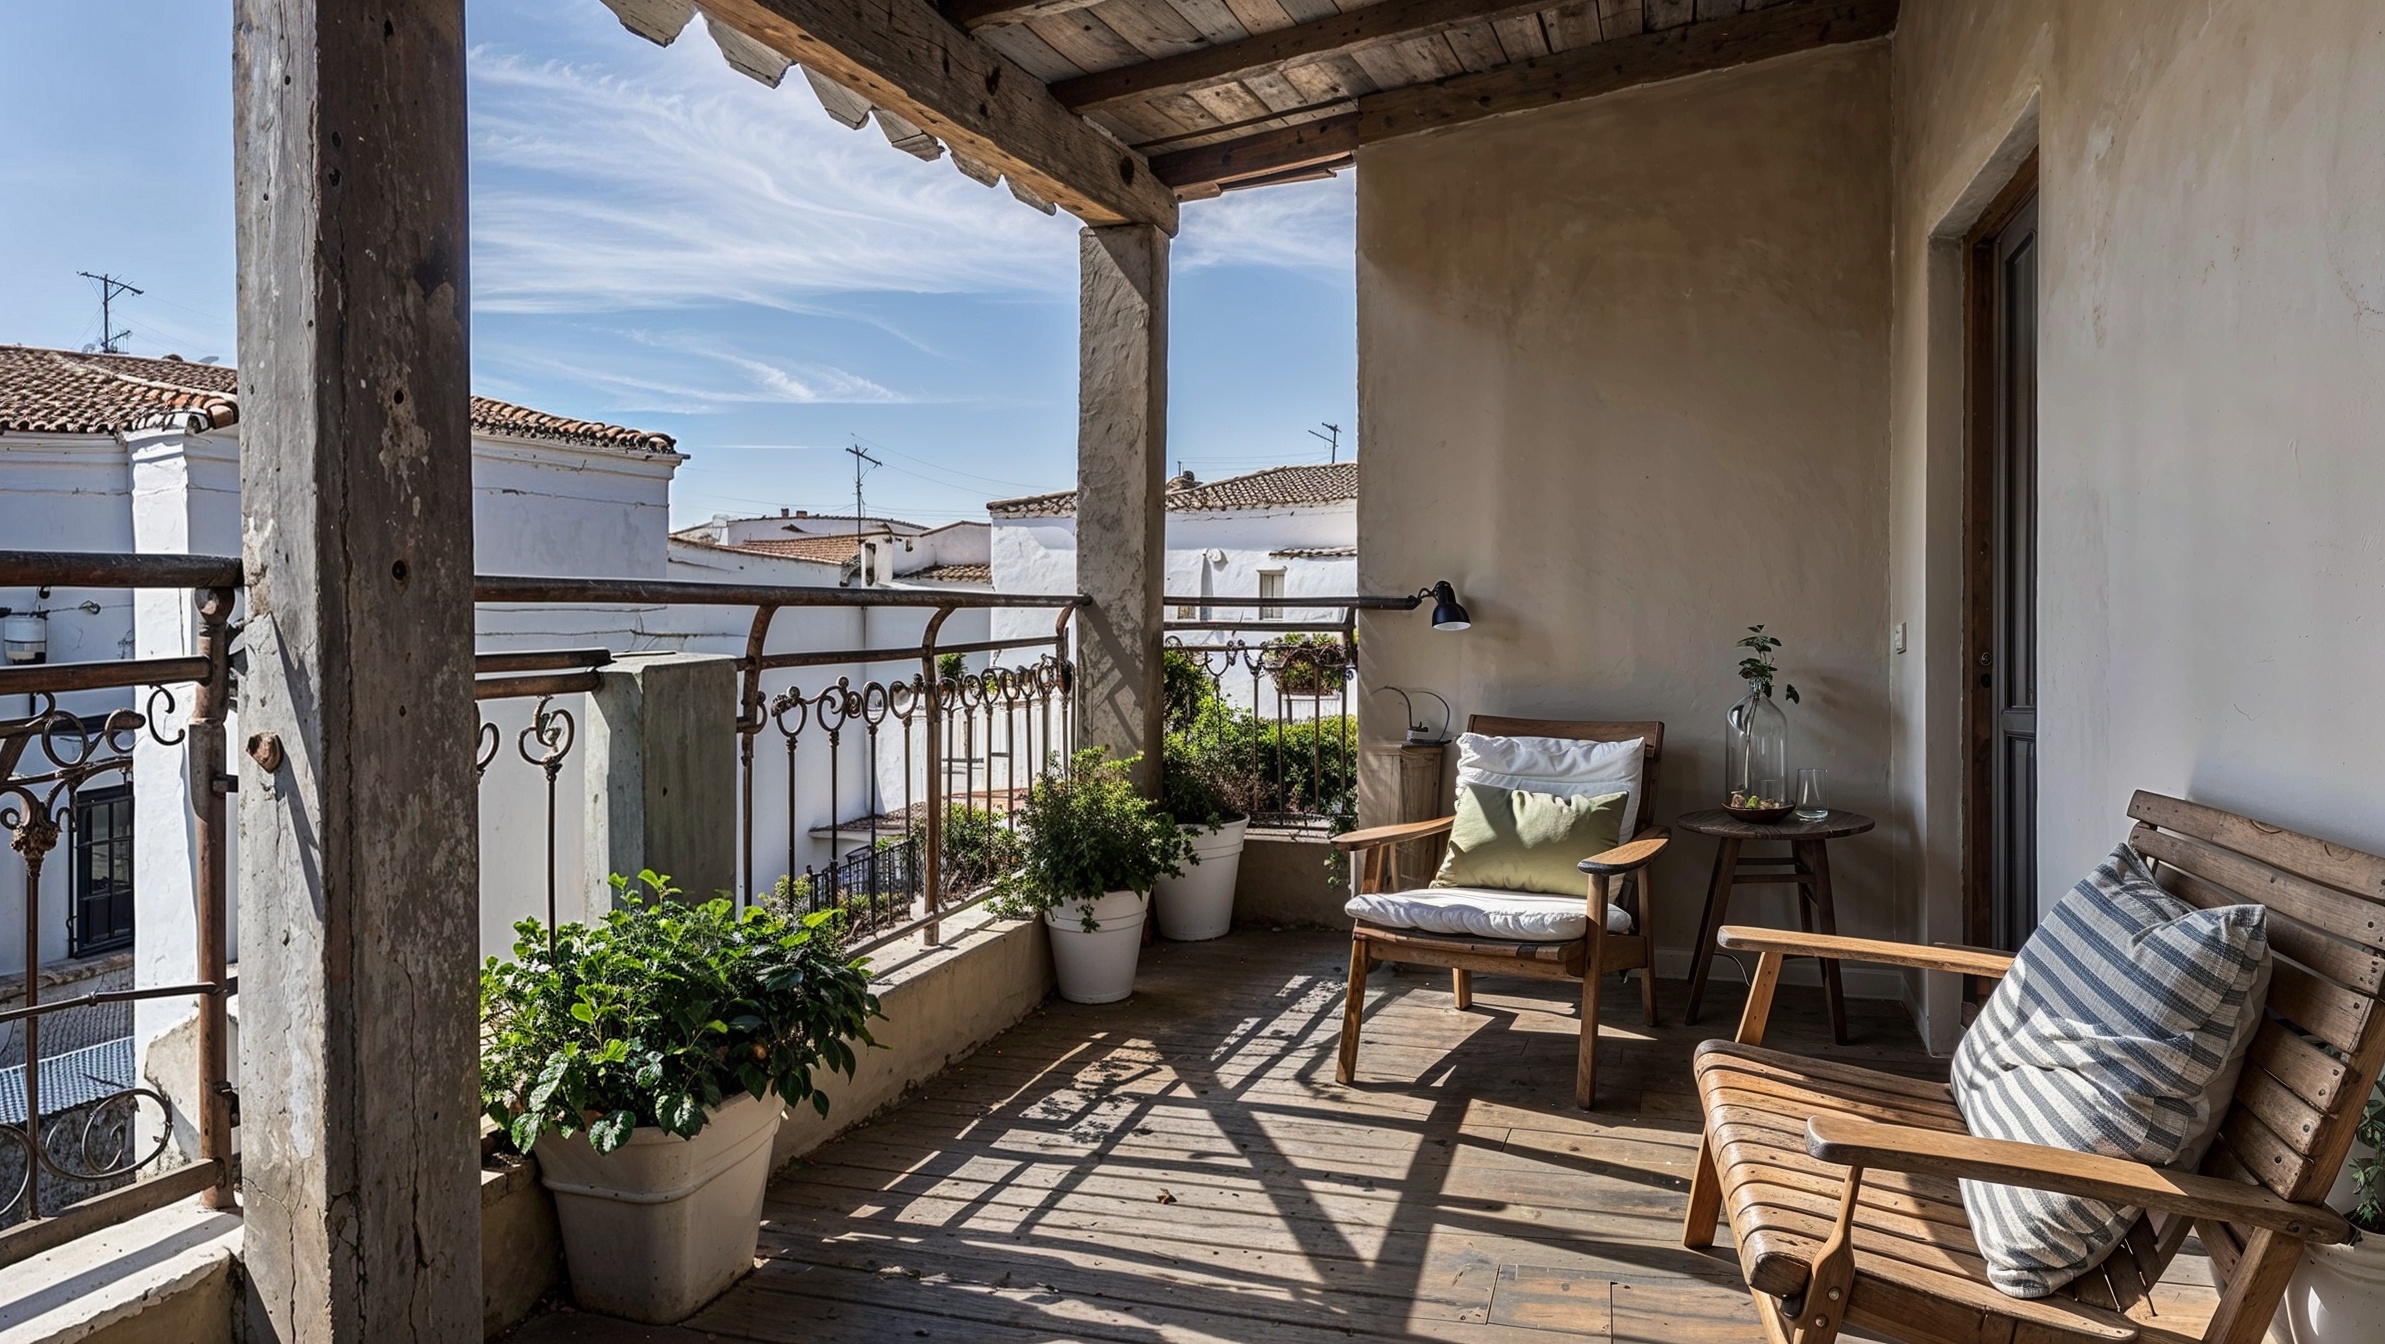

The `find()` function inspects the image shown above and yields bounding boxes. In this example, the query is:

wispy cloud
[468,32,1078,313]
[1174,174,1356,274]
[475,329,910,413]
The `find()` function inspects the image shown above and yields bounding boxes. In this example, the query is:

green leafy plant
[937,651,967,682]
[1735,625,1801,703]
[938,804,1025,893]
[481,870,881,1156]
[2351,1079,2385,1235]
[1263,632,1353,695]
[1160,728,1261,832]
[993,748,1192,929]
[1162,647,1218,733]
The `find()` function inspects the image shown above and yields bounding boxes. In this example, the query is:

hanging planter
[480,873,882,1323]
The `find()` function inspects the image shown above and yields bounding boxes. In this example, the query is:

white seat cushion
[1345,886,1631,942]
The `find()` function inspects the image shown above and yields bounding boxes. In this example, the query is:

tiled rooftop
[0,345,678,453]
[989,462,1358,519]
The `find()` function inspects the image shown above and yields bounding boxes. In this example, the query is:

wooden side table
[1678,808,1876,1043]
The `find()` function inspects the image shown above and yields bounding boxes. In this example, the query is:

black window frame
[69,782,135,958]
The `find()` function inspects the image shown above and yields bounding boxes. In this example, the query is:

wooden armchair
[1332,716,1668,1109]
[1683,791,2385,1344]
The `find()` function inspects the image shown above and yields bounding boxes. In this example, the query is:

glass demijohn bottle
[1724,683,1789,803]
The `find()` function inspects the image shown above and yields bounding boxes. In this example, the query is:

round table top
[1675,808,1876,841]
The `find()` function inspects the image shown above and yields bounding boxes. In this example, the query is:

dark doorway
[1965,156,2039,956]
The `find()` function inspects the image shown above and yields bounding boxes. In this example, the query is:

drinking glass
[1795,767,1829,821]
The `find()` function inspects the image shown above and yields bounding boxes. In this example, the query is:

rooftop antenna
[845,440,882,539]
[77,272,143,354]
[1308,422,1343,463]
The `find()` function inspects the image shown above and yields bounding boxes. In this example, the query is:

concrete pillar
[584,653,739,905]
[1074,224,1169,793]
[232,2,482,1338]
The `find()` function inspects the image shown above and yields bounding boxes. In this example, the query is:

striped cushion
[1950,844,2268,1298]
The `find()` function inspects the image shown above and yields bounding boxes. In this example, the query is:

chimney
[780,506,790,517]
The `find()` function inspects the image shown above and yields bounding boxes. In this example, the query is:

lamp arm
[1369,684,1419,730]
[1415,689,1451,739]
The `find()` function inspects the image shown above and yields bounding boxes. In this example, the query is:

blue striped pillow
[1950,844,2268,1298]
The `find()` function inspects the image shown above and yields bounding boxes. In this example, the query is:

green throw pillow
[1430,784,1629,896]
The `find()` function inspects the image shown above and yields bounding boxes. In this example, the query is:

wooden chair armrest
[1806,1115,2351,1243]
[1580,827,1669,876]
[1330,815,1454,853]
[1717,926,2014,979]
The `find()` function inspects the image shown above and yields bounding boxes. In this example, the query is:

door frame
[1961,151,2039,954]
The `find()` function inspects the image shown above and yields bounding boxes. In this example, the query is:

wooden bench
[1683,790,2385,1344]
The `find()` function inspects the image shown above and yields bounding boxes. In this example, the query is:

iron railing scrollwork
[0,568,236,1258]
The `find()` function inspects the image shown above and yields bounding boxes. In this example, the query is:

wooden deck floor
[504,929,2172,1344]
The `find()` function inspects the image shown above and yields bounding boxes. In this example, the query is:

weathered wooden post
[232,1,483,1337]
[1074,224,1170,793]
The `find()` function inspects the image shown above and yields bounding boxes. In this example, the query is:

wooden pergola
[222,0,1894,1337]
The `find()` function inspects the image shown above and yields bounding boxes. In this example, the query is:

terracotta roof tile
[988,462,1356,518]
[726,535,868,563]
[909,562,992,584]
[0,345,677,453]
[1268,546,1356,559]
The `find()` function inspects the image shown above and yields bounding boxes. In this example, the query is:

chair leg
[1637,864,1660,1026]
[1451,969,1472,1010]
[1576,925,1605,1110]
[1683,1134,1724,1249]
[1337,937,1369,1085]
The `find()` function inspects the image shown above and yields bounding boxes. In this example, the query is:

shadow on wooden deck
[508,928,1946,1343]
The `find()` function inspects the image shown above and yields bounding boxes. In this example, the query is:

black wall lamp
[1421,581,1470,632]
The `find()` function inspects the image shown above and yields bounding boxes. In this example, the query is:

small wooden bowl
[1724,801,1795,825]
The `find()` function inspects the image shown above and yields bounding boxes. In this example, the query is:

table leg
[1683,837,1740,1026]
[1798,838,1850,1044]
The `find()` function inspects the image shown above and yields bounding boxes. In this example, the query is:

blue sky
[0,0,1357,527]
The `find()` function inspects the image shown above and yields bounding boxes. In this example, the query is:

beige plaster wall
[1354,42,1898,996]
[1886,0,2385,1046]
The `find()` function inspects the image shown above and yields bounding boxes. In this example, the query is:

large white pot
[1153,817,1248,942]
[2281,1231,2385,1344]
[1044,889,1147,1004]
[535,1091,785,1323]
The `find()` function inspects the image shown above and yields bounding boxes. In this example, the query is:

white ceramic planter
[1153,817,1248,942]
[535,1092,785,1323]
[1044,888,1147,1004]
[2281,1231,2385,1344]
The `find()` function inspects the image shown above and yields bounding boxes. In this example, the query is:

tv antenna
[77,272,143,354]
[845,440,883,536]
[1308,422,1343,463]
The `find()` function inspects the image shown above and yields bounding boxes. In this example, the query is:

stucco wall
[1886,0,2385,1046]
[1355,43,1897,993]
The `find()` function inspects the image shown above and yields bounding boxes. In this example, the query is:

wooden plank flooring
[503,929,2211,1343]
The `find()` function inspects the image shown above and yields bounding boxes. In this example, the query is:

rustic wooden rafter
[1151,0,1896,192]
[1051,0,1573,114]
[700,0,1179,229]
[940,0,1105,29]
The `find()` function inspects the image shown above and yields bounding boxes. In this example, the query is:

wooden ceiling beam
[1150,114,1359,190]
[1152,0,1895,195]
[1052,0,1567,114]
[941,0,1105,30]
[1358,0,1896,140]
[701,0,1179,230]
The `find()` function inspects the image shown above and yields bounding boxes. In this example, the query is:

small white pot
[1044,889,1148,1004]
[535,1091,785,1323]
[1153,817,1248,942]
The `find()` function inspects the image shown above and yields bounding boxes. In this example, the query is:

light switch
[1892,622,1908,654]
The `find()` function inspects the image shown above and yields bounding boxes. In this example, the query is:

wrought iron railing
[0,554,237,1265]
[1160,594,1422,837]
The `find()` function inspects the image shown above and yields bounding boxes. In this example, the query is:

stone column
[1074,225,1169,793]
[583,652,739,907]
[232,1,482,1338]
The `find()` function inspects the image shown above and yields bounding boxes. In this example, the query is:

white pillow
[1454,733,1646,841]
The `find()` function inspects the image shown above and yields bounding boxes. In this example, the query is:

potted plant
[995,748,1192,1003]
[480,871,880,1323]
[2281,1078,2385,1342]
[1153,729,1257,942]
